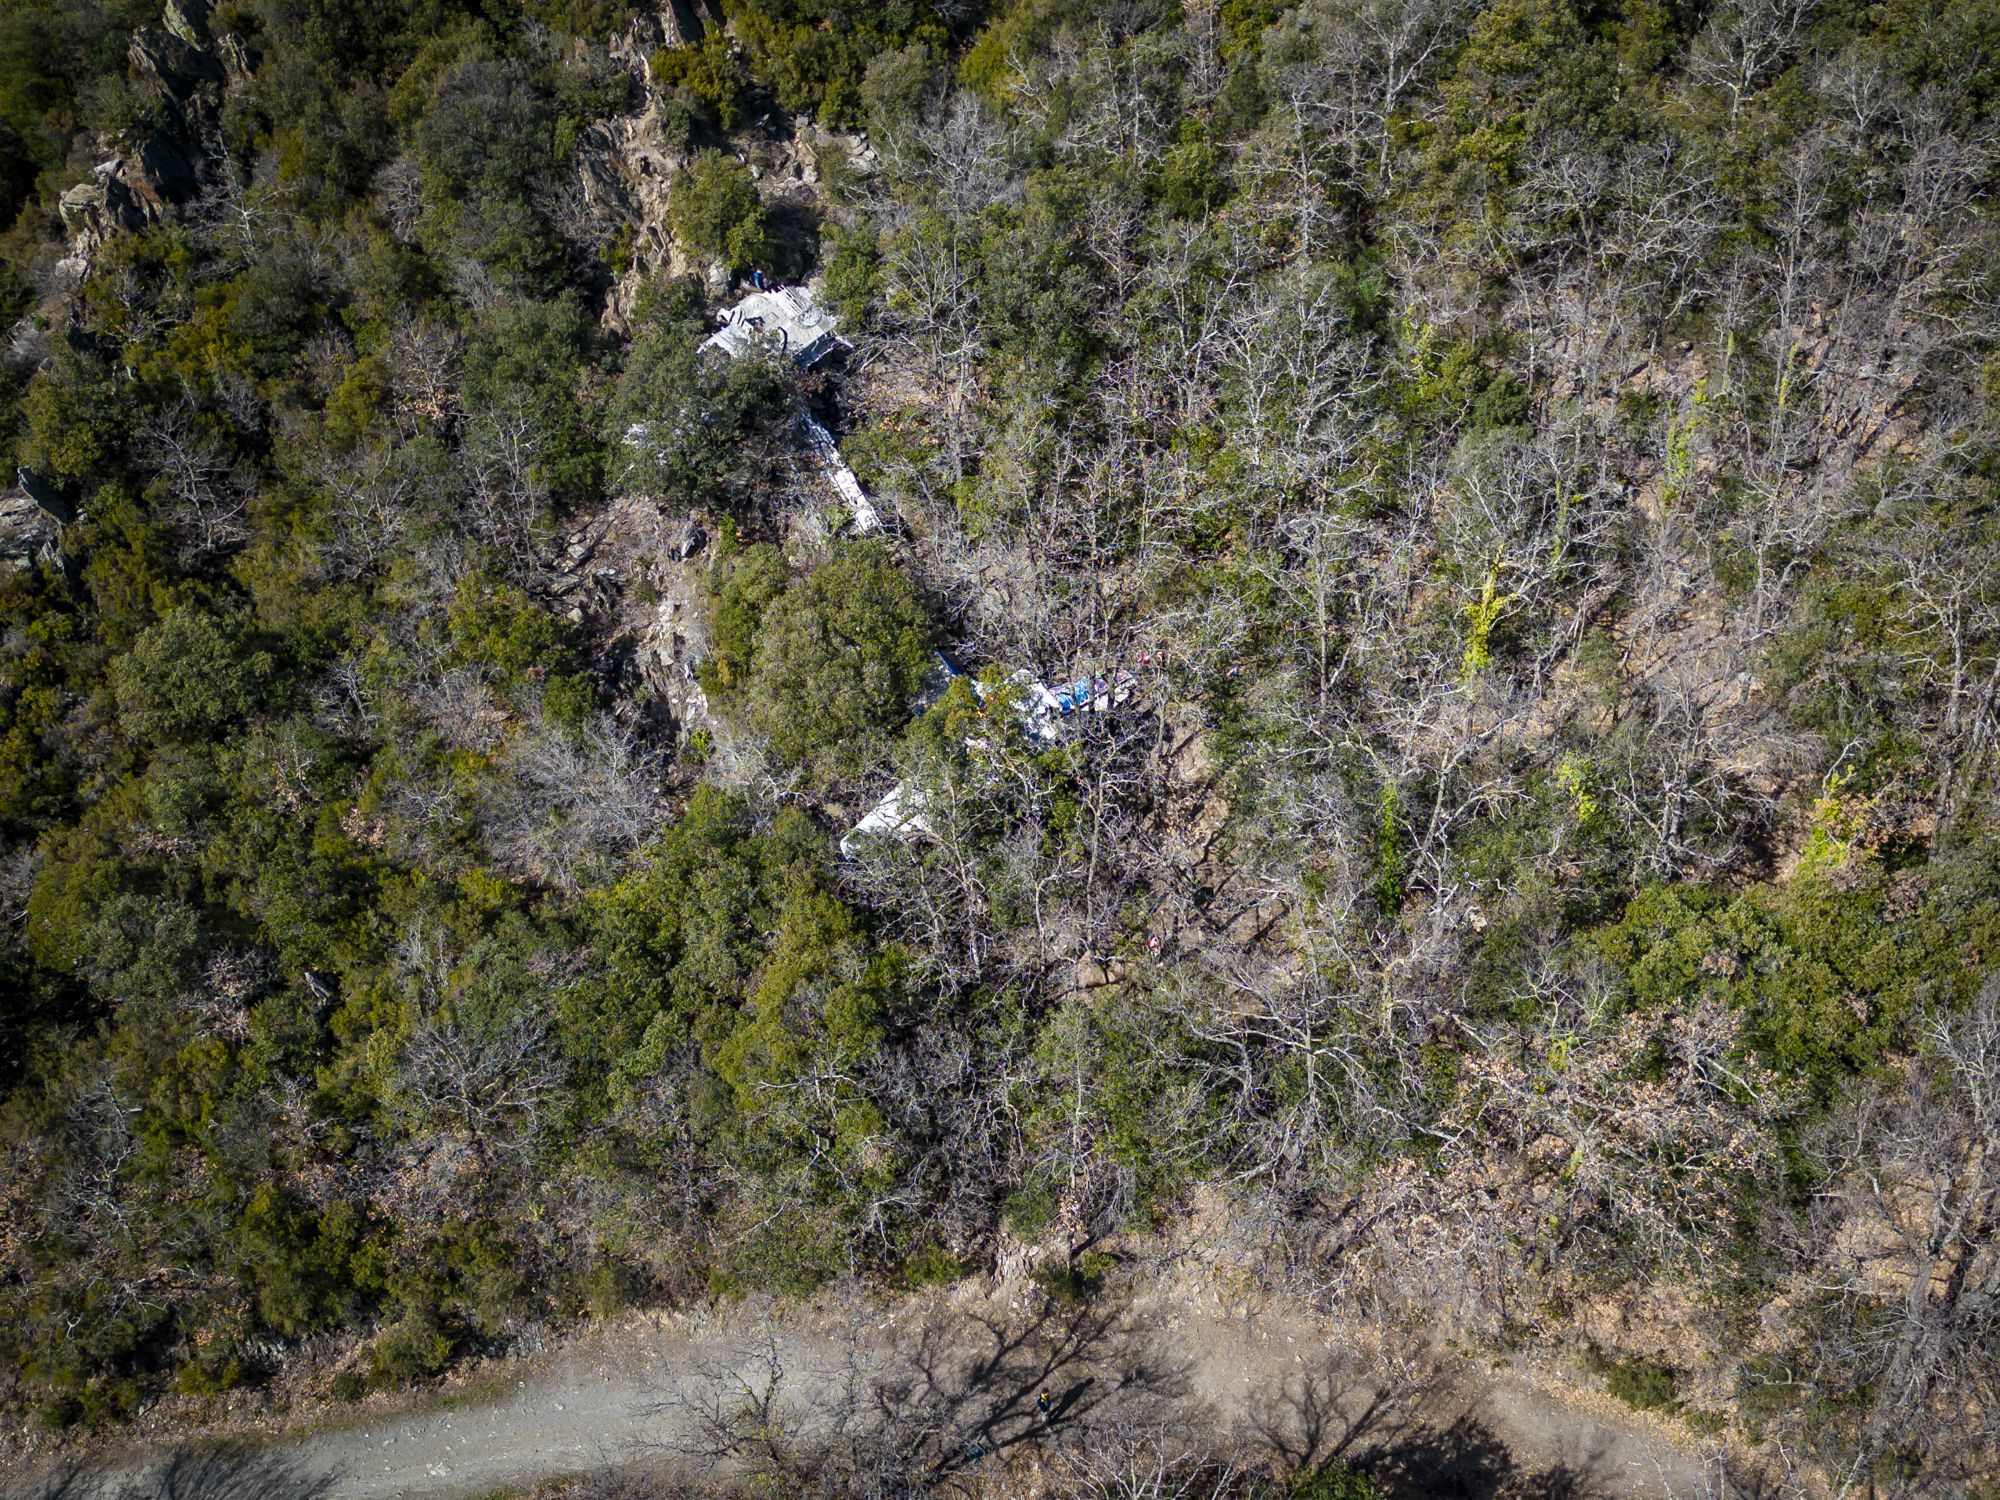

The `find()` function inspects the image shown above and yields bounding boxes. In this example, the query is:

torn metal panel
[801,413,881,532]
[1043,672,1135,720]
[913,651,963,714]
[838,781,931,857]
[702,286,849,367]
[998,668,1139,743]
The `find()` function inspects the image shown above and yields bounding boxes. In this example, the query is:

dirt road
[7,1282,1733,1499]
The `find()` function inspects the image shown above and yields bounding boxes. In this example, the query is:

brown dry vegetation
[1,1,1999,1497]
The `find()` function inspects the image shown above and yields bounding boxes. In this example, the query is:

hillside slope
[0,2,1996,1496]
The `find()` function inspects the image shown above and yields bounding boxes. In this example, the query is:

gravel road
[6,1283,1734,1499]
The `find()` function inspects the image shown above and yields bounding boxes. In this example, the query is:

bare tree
[1786,985,2000,1497]
[135,396,253,564]
[482,711,664,893]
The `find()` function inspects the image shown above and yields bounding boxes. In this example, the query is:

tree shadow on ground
[1365,1413,1596,1500]
[632,1290,1194,1489]
[10,1442,338,1500]
[764,199,821,284]
[879,1293,1196,1473]
[1242,1352,1736,1500]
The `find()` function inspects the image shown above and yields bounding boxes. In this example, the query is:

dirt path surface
[7,1283,1731,1499]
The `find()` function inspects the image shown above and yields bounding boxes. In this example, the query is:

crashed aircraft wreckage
[650,282,1137,858]
[838,658,1138,858]
[699,285,881,533]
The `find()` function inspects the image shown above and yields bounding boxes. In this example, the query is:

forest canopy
[1,0,1998,1494]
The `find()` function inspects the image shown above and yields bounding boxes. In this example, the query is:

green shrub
[1467,369,1531,431]
[446,577,574,683]
[462,298,605,508]
[413,55,564,282]
[1292,1457,1387,1499]
[705,543,790,690]
[112,606,278,743]
[368,1303,455,1388]
[1030,1258,1092,1305]
[649,36,746,125]
[1584,1344,1679,1412]
[611,281,791,506]
[822,221,882,330]
[172,1351,248,1397]
[735,541,935,780]
[959,0,1065,105]
[896,1244,963,1289]
[1001,1176,1057,1241]
[732,2,945,125]
[668,150,770,272]
[1591,861,2000,1097]
[581,1257,643,1320]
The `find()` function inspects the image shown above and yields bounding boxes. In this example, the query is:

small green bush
[897,1244,964,1289]
[1584,1344,1679,1412]
[1292,1456,1387,1499]
[368,1304,455,1388]
[667,151,770,272]
[581,1257,643,1321]
[650,37,746,126]
[1001,1176,1057,1241]
[1030,1251,1114,1305]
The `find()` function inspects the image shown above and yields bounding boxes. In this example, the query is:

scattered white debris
[839,781,932,857]
[838,661,1142,856]
[1026,670,1137,736]
[801,412,881,532]
[688,286,1144,861]
[693,287,879,531]
[977,666,1138,745]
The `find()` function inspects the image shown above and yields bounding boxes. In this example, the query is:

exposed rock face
[586,6,875,334]
[58,163,150,266]
[163,0,213,46]
[164,0,252,85]
[587,107,872,332]
[539,494,714,743]
[608,0,724,68]
[0,470,69,573]
[55,131,201,276]
[49,0,241,282]
[128,23,224,99]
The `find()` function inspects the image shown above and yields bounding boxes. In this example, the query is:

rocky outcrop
[58,164,152,270]
[166,0,254,89]
[128,20,224,100]
[586,6,877,333]
[50,0,243,282]
[587,109,874,331]
[56,133,202,274]
[607,0,725,71]
[163,0,213,46]
[0,470,69,573]
[537,494,714,744]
